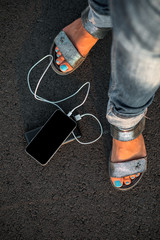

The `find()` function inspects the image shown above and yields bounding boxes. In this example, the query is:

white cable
[72,113,103,145]
[27,55,103,145]
[27,55,64,112]
[27,54,90,114]
[67,82,90,117]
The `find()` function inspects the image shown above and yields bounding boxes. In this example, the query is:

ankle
[111,134,147,162]
[63,18,98,57]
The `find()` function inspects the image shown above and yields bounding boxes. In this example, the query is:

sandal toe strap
[54,31,84,68]
[110,157,147,178]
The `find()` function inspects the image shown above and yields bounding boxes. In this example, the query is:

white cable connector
[67,111,73,117]
[27,54,103,145]
[74,114,82,121]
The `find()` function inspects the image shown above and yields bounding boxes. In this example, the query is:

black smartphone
[24,119,81,145]
[26,110,77,166]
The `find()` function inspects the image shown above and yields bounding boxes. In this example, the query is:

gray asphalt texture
[1,0,160,239]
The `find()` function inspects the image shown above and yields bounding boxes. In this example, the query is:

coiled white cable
[27,54,103,144]
[72,113,103,145]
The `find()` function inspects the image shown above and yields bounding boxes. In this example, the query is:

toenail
[126,181,130,185]
[56,60,59,64]
[136,174,139,176]
[55,49,58,52]
[115,180,122,188]
[131,177,134,179]
[57,54,60,57]
[60,65,68,71]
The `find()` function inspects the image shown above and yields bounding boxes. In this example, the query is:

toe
[55,46,59,53]
[56,55,65,65]
[130,174,136,180]
[60,60,73,72]
[123,176,131,185]
[56,51,62,58]
[111,177,123,188]
[54,47,73,72]
[135,173,140,177]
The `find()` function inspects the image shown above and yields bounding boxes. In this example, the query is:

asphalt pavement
[1,0,160,239]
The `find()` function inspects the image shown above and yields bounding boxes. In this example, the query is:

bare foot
[111,134,147,188]
[55,18,98,72]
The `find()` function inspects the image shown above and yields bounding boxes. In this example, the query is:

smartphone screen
[26,110,77,165]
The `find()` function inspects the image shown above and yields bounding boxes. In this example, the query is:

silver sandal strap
[110,158,147,178]
[81,7,110,39]
[54,31,84,68]
[110,117,145,142]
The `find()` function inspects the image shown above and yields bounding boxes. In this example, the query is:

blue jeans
[86,0,160,129]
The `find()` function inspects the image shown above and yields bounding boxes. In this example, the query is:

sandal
[50,7,109,75]
[109,117,147,191]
